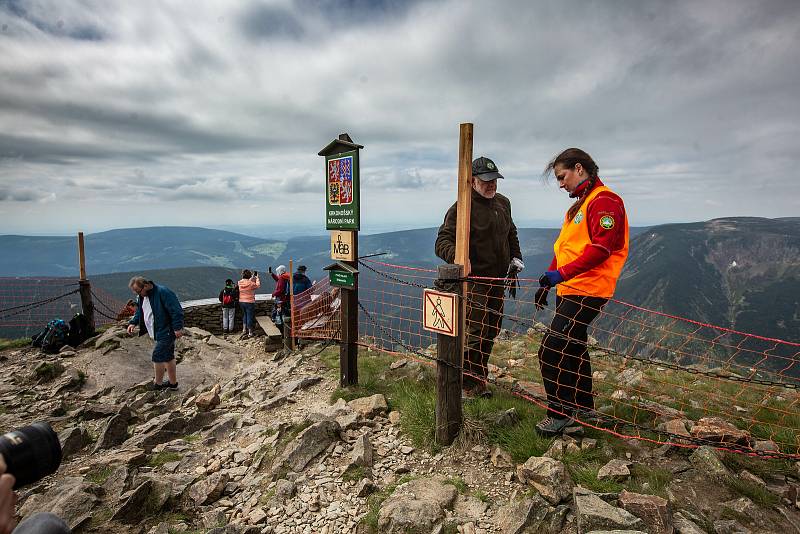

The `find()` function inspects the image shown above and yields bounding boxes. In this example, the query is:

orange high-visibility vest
[554,185,629,298]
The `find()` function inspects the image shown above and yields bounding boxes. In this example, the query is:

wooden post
[77,232,96,333]
[340,234,358,387]
[435,264,464,445]
[454,123,473,354]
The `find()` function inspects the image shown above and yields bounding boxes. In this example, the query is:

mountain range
[2,218,798,346]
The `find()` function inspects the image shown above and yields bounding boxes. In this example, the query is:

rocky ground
[0,325,799,534]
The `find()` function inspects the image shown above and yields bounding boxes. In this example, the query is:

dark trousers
[537,294,608,417]
[240,302,255,331]
[464,281,505,388]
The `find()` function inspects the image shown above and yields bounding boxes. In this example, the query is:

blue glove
[538,270,563,288]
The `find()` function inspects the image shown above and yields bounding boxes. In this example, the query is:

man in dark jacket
[435,156,524,397]
[126,277,185,390]
[292,265,313,310]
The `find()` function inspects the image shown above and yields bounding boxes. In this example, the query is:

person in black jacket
[435,156,524,398]
[218,279,239,334]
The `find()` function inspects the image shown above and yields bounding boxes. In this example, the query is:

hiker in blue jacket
[126,277,185,391]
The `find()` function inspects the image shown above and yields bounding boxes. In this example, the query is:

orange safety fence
[295,258,800,459]
[0,277,127,339]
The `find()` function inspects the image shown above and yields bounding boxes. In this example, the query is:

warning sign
[423,289,457,337]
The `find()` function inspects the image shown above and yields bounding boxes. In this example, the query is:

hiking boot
[166,382,178,391]
[535,416,575,436]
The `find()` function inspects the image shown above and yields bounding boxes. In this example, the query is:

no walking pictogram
[422,289,458,337]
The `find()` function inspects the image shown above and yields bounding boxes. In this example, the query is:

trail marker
[330,230,355,261]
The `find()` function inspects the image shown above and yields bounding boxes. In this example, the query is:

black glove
[253,271,258,276]
[505,266,520,299]
[535,287,549,310]
[268,266,272,273]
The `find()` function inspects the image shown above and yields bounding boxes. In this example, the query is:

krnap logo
[600,215,615,229]
[573,211,584,224]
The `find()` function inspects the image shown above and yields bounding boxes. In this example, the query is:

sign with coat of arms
[325,150,360,230]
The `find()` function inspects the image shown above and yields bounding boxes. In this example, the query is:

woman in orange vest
[534,148,629,436]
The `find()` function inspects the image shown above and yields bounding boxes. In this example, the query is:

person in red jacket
[534,148,629,435]
[270,265,291,332]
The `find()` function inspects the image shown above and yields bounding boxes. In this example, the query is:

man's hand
[175,329,185,339]
[126,324,136,335]
[0,455,17,534]
[510,258,524,273]
[538,270,564,288]
[535,287,549,310]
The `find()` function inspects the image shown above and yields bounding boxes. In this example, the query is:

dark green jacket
[435,189,522,278]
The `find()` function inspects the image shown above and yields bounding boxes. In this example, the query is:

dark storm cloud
[1,0,799,232]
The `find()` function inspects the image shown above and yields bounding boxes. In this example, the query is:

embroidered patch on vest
[600,215,615,229]
[573,211,584,224]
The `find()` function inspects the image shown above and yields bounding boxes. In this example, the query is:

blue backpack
[32,319,70,354]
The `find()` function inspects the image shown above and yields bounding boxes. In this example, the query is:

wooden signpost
[319,133,363,387]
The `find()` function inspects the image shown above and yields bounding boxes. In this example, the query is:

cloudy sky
[1,0,799,236]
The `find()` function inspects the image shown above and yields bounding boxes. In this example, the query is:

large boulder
[347,394,388,418]
[93,414,130,452]
[496,495,568,534]
[188,472,229,506]
[17,477,99,530]
[618,490,673,534]
[272,420,341,474]
[516,456,573,504]
[597,459,632,482]
[575,488,643,533]
[689,446,731,480]
[60,426,91,459]
[690,417,751,446]
[195,384,222,412]
[378,477,458,533]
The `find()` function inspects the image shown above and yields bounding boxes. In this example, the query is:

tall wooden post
[434,123,473,444]
[435,264,464,445]
[77,232,96,333]
[340,236,358,386]
[454,123,473,353]
[319,133,362,388]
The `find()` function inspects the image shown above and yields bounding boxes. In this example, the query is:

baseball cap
[472,156,504,182]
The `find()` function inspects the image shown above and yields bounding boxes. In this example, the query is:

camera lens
[0,422,62,489]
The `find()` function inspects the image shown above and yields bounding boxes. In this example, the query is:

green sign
[325,150,360,230]
[329,270,355,289]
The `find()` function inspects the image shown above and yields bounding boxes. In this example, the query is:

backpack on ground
[31,319,70,354]
[67,312,93,347]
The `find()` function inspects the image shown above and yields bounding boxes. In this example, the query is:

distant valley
[2,218,799,345]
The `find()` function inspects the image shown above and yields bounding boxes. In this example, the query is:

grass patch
[182,433,201,443]
[627,464,673,497]
[444,477,468,494]
[342,465,369,483]
[85,465,114,485]
[89,506,113,528]
[474,490,491,503]
[720,451,796,480]
[34,361,64,381]
[393,380,437,452]
[725,477,780,507]
[0,338,30,350]
[147,451,183,468]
